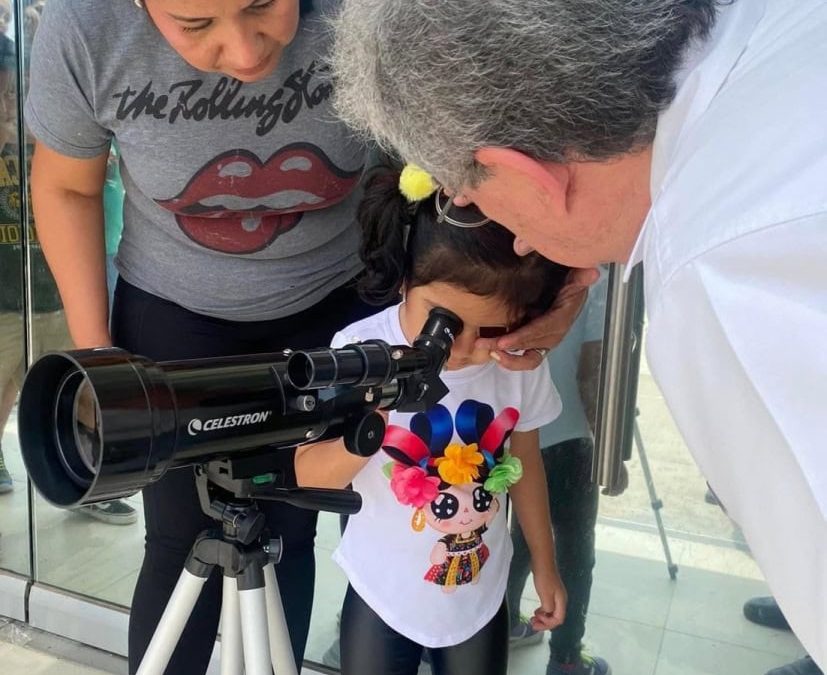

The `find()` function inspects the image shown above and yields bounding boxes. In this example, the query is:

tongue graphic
[177,212,302,254]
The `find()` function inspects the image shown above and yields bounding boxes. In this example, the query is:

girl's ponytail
[357,168,412,305]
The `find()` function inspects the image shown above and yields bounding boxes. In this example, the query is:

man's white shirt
[627,0,826,666]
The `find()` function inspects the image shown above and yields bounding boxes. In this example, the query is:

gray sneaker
[509,617,544,648]
[77,500,138,525]
[0,449,13,494]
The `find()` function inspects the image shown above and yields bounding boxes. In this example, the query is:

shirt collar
[623,0,767,282]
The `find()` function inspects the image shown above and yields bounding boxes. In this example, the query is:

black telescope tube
[287,308,461,392]
[17,308,464,509]
[286,341,396,390]
[18,349,319,507]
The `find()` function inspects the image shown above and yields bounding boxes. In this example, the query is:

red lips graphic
[157,144,362,254]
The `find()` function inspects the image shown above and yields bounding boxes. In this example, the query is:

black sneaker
[766,656,823,675]
[76,500,138,525]
[744,596,790,631]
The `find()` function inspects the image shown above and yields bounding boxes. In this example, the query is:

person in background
[506,274,609,675]
[103,141,124,309]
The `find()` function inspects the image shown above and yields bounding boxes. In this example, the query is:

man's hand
[477,267,600,371]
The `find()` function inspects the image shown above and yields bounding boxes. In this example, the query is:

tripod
[633,411,678,580]
[136,456,361,675]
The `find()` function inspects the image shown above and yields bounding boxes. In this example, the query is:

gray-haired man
[331,2,827,674]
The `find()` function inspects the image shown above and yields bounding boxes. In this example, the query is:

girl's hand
[477,268,599,371]
[530,569,567,631]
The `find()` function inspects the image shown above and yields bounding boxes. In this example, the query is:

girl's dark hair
[358,168,570,325]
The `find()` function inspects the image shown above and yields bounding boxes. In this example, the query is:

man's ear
[474,147,571,217]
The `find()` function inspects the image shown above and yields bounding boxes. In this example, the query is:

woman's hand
[530,567,568,632]
[477,267,599,371]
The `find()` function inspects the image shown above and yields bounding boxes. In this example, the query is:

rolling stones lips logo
[156,144,362,254]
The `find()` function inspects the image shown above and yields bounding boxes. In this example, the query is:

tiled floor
[0,362,812,674]
[0,643,110,675]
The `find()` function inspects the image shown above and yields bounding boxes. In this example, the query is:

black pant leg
[113,281,255,675]
[128,467,222,675]
[340,585,423,675]
[546,438,599,664]
[116,277,381,673]
[113,279,369,674]
[429,601,509,675]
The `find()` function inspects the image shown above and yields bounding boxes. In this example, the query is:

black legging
[113,278,377,675]
[340,585,509,675]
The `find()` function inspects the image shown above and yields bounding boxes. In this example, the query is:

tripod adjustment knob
[264,537,283,564]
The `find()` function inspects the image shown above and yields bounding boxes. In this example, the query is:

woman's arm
[31,141,111,348]
[294,438,372,489]
[509,429,567,630]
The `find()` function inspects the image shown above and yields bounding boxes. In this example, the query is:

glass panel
[20,0,142,605]
[501,275,807,674]
[0,0,30,578]
[588,331,807,673]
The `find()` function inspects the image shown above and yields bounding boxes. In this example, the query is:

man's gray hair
[331,0,723,189]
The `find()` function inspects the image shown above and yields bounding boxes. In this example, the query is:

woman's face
[144,0,300,83]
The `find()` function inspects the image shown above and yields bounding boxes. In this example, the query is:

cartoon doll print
[382,400,525,592]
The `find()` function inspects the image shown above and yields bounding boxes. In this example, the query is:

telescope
[18,308,463,511]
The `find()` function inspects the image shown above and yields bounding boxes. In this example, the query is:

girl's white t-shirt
[331,304,561,648]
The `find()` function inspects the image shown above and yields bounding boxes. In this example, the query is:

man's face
[452,148,653,268]
[459,176,616,268]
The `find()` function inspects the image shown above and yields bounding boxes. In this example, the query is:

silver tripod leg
[238,585,273,675]
[634,420,679,580]
[220,575,244,675]
[264,563,299,675]
[136,569,208,675]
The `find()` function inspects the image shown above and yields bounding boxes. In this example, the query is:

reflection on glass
[0,0,29,577]
[51,371,102,490]
[21,0,142,606]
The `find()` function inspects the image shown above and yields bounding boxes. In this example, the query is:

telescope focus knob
[343,411,386,458]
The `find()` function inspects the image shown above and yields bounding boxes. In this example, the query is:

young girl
[295,167,570,675]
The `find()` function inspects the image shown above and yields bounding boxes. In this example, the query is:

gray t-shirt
[25,0,366,321]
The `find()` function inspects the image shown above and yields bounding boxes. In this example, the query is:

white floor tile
[665,566,804,659]
[655,630,805,675]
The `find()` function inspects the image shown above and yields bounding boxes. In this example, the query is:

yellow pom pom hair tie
[399,164,438,203]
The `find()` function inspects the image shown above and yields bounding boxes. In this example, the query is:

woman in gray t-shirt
[26,1,379,672]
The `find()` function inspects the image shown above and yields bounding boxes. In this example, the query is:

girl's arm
[509,429,567,630]
[294,438,372,489]
[31,142,111,348]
